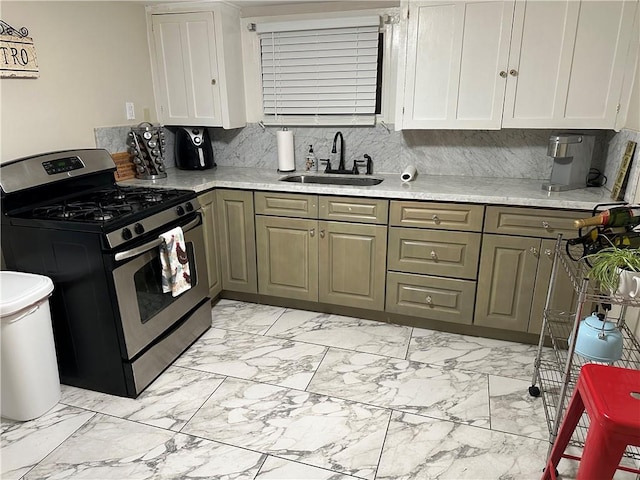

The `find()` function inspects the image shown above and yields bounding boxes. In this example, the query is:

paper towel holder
[276,127,296,173]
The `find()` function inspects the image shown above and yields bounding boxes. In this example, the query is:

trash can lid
[0,271,54,317]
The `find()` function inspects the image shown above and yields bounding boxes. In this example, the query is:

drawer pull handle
[430,250,438,259]
[425,295,433,305]
[310,228,315,237]
[542,221,550,229]
[432,214,441,225]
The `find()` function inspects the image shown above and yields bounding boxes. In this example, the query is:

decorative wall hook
[0,20,28,37]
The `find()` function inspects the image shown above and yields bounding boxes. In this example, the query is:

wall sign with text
[0,20,38,78]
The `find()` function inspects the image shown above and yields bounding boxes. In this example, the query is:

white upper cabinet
[503,1,637,128]
[148,5,246,128]
[399,1,514,129]
[397,0,639,130]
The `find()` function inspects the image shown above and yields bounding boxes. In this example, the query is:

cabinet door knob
[542,221,550,229]
[544,248,552,257]
[425,295,433,304]
[430,250,438,259]
[320,229,325,238]
[509,69,518,77]
[499,71,507,78]
[310,228,315,237]
[211,79,216,85]
[431,214,441,225]
[530,246,538,256]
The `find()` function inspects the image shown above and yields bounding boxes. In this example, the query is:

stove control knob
[134,223,145,235]
[176,205,185,216]
[185,202,194,212]
[122,228,133,240]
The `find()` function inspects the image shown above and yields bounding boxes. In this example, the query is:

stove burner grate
[20,185,194,226]
[32,201,135,223]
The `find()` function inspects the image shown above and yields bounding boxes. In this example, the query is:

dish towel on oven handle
[159,226,192,297]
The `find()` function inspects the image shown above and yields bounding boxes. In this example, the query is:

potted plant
[584,244,640,297]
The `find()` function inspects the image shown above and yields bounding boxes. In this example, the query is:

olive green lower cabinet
[255,218,388,310]
[475,206,590,333]
[474,234,541,332]
[215,189,257,294]
[385,201,483,325]
[256,215,319,302]
[474,235,581,334]
[386,272,476,324]
[198,190,222,298]
[318,221,387,310]
[254,192,388,311]
[529,238,583,334]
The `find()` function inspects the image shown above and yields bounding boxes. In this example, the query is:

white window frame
[242,8,399,127]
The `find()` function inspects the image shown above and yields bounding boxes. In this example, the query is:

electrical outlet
[126,102,135,120]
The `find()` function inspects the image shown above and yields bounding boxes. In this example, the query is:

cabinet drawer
[390,201,484,231]
[319,196,388,224]
[386,272,475,325]
[388,227,480,280]
[484,206,589,238]
[255,192,318,218]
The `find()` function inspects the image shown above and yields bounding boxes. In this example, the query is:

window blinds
[257,16,380,125]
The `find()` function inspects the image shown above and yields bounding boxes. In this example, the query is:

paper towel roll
[277,130,295,172]
[401,165,417,182]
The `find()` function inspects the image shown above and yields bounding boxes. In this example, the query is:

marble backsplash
[604,128,640,203]
[95,124,638,199]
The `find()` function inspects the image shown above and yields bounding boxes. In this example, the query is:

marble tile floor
[2,299,638,480]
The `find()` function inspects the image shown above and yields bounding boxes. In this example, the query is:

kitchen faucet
[331,131,345,171]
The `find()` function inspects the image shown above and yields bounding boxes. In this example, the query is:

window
[256,16,382,126]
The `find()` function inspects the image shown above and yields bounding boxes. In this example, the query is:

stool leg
[576,426,628,480]
[542,391,585,480]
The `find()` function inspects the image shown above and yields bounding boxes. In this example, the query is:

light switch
[126,102,135,120]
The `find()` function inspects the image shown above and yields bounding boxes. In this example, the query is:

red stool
[542,364,640,480]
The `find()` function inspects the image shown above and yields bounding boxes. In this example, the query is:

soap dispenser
[305,145,317,172]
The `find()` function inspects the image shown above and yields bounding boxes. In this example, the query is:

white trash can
[1,271,60,421]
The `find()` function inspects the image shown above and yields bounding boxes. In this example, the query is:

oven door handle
[114,214,201,262]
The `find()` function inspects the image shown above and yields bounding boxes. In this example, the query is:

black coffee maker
[174,127,215,170]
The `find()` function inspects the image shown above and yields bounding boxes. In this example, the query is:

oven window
[134,243,196,323]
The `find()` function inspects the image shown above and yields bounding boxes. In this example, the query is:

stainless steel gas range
[0,149,210,398]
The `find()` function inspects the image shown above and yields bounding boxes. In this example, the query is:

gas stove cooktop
[0,149,200,250]
[27,185,195,224]
[12,184,200,249]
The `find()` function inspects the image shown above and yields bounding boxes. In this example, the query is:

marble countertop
[119,166,614,210]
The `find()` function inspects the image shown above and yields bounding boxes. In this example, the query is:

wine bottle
[573,206,640,229]
[566,228,600,246]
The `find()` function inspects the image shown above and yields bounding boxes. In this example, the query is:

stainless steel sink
[279,174,384,186]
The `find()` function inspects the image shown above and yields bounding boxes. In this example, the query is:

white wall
[0,1,155,162]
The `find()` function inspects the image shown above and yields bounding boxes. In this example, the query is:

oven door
[111,212,209,359]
